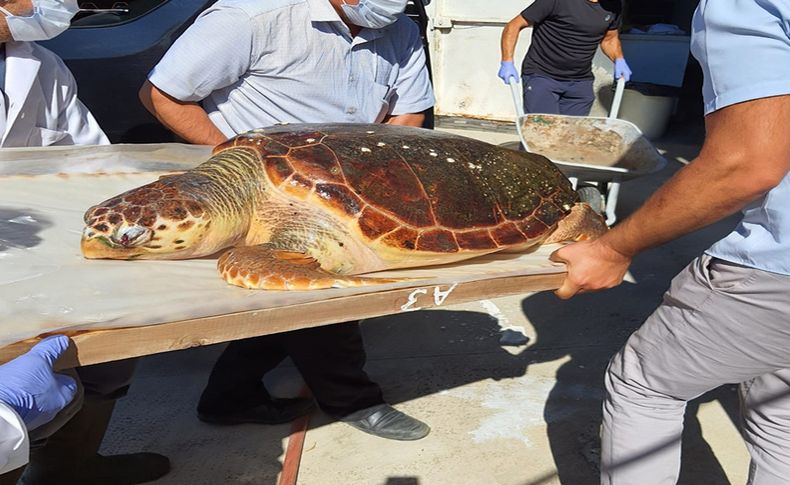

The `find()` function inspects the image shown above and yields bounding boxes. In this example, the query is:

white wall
[425,0,617,121]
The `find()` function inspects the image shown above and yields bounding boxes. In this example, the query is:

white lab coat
[0,402,27,474]
[0,41,108,474]
[2,41,108,147]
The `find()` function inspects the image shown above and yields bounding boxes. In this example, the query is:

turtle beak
[81,232,119,258]
[80,225,152,259]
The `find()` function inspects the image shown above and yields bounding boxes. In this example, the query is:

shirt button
[346,107,357,114]
[349,75,355,82]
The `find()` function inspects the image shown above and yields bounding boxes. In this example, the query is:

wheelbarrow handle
[507,77,525,117]
[506,77,530,152]
[609,77,625,120]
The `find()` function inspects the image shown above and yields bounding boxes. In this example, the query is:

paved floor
[101,120,752,484]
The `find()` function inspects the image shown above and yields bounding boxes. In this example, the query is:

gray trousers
[602,255,790,485]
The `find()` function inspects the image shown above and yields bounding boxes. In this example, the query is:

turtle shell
[214,124,578,253]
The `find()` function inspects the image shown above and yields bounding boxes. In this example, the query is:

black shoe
[341,404,430,441]
[198,396,315,425]
[20,452,170,485]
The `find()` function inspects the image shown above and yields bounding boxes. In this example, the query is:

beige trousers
[602,255,790,485]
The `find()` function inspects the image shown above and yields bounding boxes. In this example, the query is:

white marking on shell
[447,158,456,163]
[377,142,386,147]
[366,130,375,134]
[360,147,371,153]
[429,152,438,157]
[562,204,572,210]
[467,162,482,170]
[402,145,410,149]
[306,138,316,143]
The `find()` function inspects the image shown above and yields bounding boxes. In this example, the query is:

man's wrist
[598,225,639,261]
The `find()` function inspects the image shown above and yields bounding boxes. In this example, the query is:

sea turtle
[80,124,606,290]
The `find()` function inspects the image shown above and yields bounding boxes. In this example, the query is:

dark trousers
[522,73,595,116]
[199,321,384,418]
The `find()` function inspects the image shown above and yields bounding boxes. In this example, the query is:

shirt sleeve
[147,5,254,102]
[520,0,556,25]
[691,1,790,114]
[608,1,623,30]
[57,63,110,146]
[0,403,28,475]
[387,18,435,116]
[31,45,110,146]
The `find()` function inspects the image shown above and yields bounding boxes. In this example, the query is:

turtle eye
[111,225,152,247]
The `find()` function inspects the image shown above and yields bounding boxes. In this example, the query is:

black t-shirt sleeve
[607,0,623,30]
[520,0,557,25]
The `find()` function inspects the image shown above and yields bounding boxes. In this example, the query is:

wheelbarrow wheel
[576,184,605,215]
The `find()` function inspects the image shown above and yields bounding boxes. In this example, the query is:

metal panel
[425,0,618,121]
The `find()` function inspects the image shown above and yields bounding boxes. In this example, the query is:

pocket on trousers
[703,256,758,293]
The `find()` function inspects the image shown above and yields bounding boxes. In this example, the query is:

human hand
[614,58,632,82]
[549,239,632,299]
[497,61,519,84]
[0,336,78,430]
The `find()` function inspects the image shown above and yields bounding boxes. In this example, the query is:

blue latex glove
[615,58,632,82]
[497,61,520,84]
[0,336,77,430]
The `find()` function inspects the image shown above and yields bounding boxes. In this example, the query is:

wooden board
[0,272,564,368]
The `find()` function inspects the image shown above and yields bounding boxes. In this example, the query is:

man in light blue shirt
[140,0,433,144]
[550,1,790,483]
[139,0,433,441]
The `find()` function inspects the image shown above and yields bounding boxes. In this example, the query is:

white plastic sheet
[0,143,564,348]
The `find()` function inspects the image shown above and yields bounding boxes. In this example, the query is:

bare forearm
[501,16,529,61]
[604,96,790,258]
[603,159,766,257]
[139,81,227,146]
[384,112,425,127]
[600,35,624,62]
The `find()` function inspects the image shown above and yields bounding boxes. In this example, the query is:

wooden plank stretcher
[0,143,566,368]
[0,271,564,368]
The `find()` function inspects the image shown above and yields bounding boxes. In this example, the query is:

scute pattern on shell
[214,124,578,253]
[83,177,204,233]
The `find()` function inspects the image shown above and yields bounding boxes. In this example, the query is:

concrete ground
[101,119,752,484]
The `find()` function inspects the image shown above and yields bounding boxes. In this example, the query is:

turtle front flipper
[217,244,411,290]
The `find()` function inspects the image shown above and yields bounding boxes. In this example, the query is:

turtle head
[80,180,221,260]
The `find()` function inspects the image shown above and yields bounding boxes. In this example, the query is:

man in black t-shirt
[498,0,630,116]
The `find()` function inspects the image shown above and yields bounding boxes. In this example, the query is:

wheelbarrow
[506,77,666,225]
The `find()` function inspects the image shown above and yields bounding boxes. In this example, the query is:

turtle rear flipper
[217,244,412,290]
[544,203,607,244]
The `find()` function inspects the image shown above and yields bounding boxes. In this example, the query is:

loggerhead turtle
[80,124,606,290]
